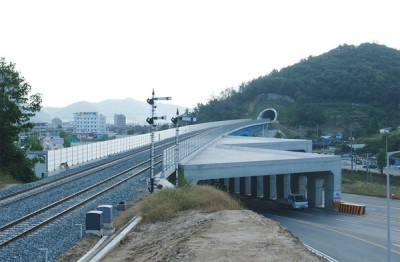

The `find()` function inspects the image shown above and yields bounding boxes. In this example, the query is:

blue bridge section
[229,124,264,137]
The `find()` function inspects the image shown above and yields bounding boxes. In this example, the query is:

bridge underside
[179,136,341,209]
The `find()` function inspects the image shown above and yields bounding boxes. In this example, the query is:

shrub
[137,185,242,223]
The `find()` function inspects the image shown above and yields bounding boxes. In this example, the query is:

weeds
[342,169,400,198]
[137,185,242,223]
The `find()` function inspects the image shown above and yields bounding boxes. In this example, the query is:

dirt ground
[102,209,325,262]
[58,195,325,262]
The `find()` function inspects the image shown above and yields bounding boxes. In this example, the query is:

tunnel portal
[257,108,278,122]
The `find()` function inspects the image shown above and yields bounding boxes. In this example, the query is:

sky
[1,0,399,109]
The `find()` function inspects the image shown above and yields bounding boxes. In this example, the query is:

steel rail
[0,151,150,208]
[0,159,162,248]
[0,131,199,203]
[0,155,160,233]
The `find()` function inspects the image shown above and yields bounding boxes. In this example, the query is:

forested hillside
[190,43,400,137]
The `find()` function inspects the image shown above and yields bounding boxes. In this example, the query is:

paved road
[342,161,400,176]
[242,194,400,262]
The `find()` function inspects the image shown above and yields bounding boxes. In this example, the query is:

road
[242,194,400,262]
[342,160,400,176]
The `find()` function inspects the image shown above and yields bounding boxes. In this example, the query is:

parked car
[363,164,378,169]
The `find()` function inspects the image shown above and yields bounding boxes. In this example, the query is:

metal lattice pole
[149,90,155,193]
[175,109,180,186]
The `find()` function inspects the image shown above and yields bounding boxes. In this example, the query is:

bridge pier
[284,174,291,198]
[245,177,251,196]
[307,176,324,207]
[224,178,229,191]
[234,177,240,194]
[324,172,338,209]
[198,170,338,210]
[299,175,307,196]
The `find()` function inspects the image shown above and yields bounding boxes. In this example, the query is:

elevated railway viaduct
[176,123,341,209]
[32,110,341,209]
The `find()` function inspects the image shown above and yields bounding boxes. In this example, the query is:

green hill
[190,43,400,138]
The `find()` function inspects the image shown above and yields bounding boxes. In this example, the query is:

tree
[0,58,42,182]
[376,148,387,175]
[27,134,43,151]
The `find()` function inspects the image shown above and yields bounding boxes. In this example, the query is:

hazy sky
[1,0,399,109]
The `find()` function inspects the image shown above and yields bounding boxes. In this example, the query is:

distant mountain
[190,43,400,137]
[32,98,186,124]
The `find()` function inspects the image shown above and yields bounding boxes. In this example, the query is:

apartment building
[114,114,126,128]
[73,112,106,134]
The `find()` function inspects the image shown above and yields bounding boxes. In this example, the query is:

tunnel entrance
[257,108,278,122]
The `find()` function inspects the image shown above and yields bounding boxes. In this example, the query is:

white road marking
[336,218,359,224]
[292,211,313,216]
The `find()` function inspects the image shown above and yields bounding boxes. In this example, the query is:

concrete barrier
[338,202,366,215]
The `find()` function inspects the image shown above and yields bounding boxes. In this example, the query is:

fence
[45,119,250,174]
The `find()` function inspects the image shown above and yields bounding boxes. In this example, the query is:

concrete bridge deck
[180,135,341,209]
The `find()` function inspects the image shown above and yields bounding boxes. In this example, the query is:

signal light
[147,98,154,105]
[146,117,154,125]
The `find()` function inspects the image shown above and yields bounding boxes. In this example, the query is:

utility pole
[350,125,354,175]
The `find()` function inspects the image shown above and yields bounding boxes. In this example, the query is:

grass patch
[137,185,242,223]
[342,169,400,198]
[0,170,22,188]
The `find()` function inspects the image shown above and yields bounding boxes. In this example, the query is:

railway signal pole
[171,109,196,187]
[146,89,171,193]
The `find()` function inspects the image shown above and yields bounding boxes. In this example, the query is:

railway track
[0,128,207,207]
[0,134,182,261]
[0,157,160,248]
[0,121,254,261]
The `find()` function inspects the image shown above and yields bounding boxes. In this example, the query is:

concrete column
[307,176,324,207]
[245,176,253,196]
[234,177,240,194]
[299,175,307,196]
[276,175,284,199]
[307,176,316,207]
[324,172,339,209]
[284,174,291,198]
[224,178,230,192]
[315,178,324,207]
[263,176,270,199]
[256,176,264,198]
[269,175,277,199]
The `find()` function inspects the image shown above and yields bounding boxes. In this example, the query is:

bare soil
[58,196,325,262]
[102,209,325,262]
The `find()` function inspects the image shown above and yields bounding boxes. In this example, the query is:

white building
[73,112,106,134]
